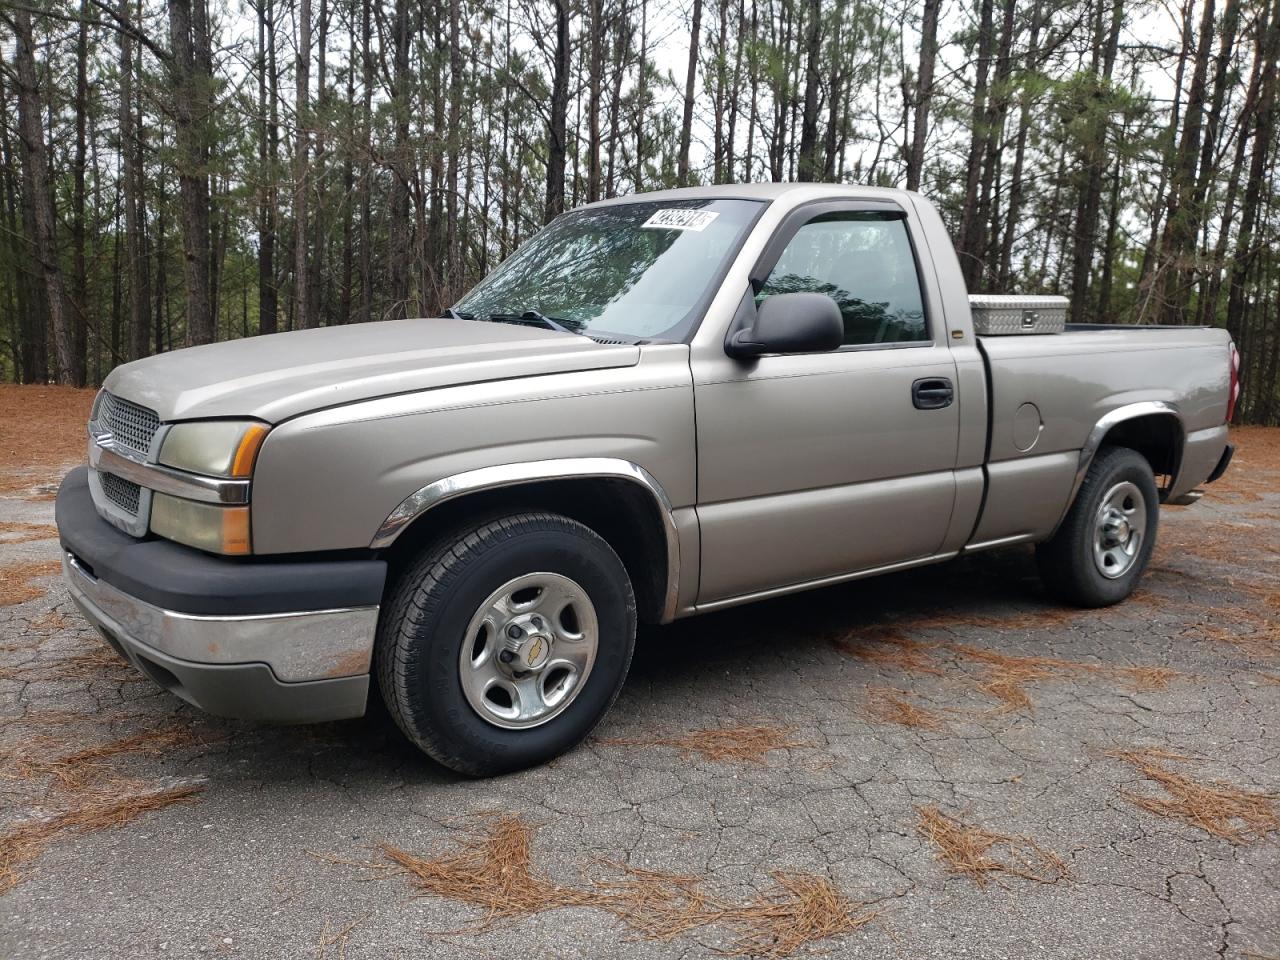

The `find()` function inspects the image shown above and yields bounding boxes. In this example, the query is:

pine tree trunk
[0,44,45,383]
[545,0,571,220]
[309,0,330,324]
[796,0,822,181]
[957,0,995,288]
[997,0,1041,288]
[677,0,703,185]
[168,0,215,345]
[634,0,647,187]
[13,7,75,383]
[446,0,464,294]
[257,0,278,335]
[906,0,940,191]
[1068,0,1123,323]
[1225,0,1279,343]
[1197,3,1264,328]
[70,0,90,385]
[587,0,603,200]
[293,0,313,328]
[387,0,411,317]
[358,0,373,323]
[1155,0,1217,323]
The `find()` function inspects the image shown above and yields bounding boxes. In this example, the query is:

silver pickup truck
[55,183,1237,775]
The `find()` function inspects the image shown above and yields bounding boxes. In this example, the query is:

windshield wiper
[487,310,586,335]
[440,307,475,320]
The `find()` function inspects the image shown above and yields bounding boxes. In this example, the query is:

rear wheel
[1036,446,1159,607]
[376,512,636,776]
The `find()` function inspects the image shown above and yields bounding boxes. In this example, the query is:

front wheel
[376,512,636,776]
[1036,446,1159,607]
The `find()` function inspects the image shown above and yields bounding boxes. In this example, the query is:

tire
[1036,445,1159,607]
[375,511,636,776]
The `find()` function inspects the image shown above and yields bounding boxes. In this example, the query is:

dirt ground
[0,385,1276,959]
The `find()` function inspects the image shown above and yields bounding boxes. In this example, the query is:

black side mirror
[725,292,844,360]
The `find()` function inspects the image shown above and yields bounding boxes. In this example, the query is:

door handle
[912,377,954,410]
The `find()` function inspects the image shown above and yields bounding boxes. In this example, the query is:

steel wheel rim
[458,572,598,730]
[1092,481,1147,579]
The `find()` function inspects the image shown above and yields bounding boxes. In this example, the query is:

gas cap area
[1012,402,1043,452]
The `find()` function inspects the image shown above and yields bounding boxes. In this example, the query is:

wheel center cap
[518,634,551,670]
[1102,513,1130,546]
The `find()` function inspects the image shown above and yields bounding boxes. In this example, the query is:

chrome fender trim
[1053,400,1183,534]
[370,458,682,623]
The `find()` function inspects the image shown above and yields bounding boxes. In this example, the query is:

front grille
[100,471,142,516]
[98,391,160,456]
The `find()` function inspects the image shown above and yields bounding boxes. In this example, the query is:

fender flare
[1052,400,1183,535]
[369,457,682,623]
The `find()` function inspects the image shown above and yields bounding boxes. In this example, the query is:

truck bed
[967,322,1233,549]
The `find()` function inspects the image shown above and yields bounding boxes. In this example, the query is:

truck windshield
[453,198,764,341]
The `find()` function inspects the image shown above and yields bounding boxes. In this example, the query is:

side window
[757,212,927,345]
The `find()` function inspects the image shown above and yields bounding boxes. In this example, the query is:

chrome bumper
[63,552,377,722]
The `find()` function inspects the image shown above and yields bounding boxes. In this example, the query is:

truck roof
[582,182,915,210]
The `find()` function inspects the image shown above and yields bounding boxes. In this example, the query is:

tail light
[1227,343,1241,423]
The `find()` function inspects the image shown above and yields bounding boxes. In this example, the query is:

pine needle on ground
[372,815,874,957]
[718,871,877,958]
[0,783,202,893]
[0,560,63,607]
[833,628,944,676]
[1,727,206,791]
[833,628,1178,713]
[906,606,1081,632]
[315,910,373,960]
[915,805,1069,887]
[0,385,95,488]
[602,723,805,764]
[942,642,1085,713]
[28,610,72,633]
[380,814,582,927]
[1197,619,1280,660]
[588,867,876,959]
[0,647,134,684]
[943,642,1180,713]
[1107,748,1279,842]
[862,688,945,730]
[0,522,56,545]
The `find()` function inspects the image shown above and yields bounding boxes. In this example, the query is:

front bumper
[55,467,386,723]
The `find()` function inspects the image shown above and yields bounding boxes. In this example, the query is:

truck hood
[103,317,641,423]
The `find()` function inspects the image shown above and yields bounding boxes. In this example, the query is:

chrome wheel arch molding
[369,457,682,623]
[1070,400,1183,504]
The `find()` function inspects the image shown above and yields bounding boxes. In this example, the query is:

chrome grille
[98,391,160,456]
[100,471,142,516]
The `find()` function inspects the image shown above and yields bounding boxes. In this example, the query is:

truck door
[692,202,961,605]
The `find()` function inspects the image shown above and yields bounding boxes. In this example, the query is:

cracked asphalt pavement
[1,396,1277,959]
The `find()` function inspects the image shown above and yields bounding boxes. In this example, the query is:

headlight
[152,419,267,555]
[158,420,269,477]
[151,494,252,555]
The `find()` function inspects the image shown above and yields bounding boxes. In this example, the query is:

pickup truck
[55,183,1238,775]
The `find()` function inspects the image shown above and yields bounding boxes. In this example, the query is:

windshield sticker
[641,209,720,232]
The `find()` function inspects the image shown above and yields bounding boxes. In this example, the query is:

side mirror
[725,292,844,360]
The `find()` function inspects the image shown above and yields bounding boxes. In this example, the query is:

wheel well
[1099,413,1183,490]
[379,478,671,624]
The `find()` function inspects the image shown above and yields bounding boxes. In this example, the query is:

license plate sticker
[641,209,720,232]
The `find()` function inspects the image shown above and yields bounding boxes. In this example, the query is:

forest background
[1,0,1277,421]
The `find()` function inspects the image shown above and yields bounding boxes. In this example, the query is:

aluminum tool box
[968,295,1069,335]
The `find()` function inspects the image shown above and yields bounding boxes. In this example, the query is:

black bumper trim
[56,466,386,616]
